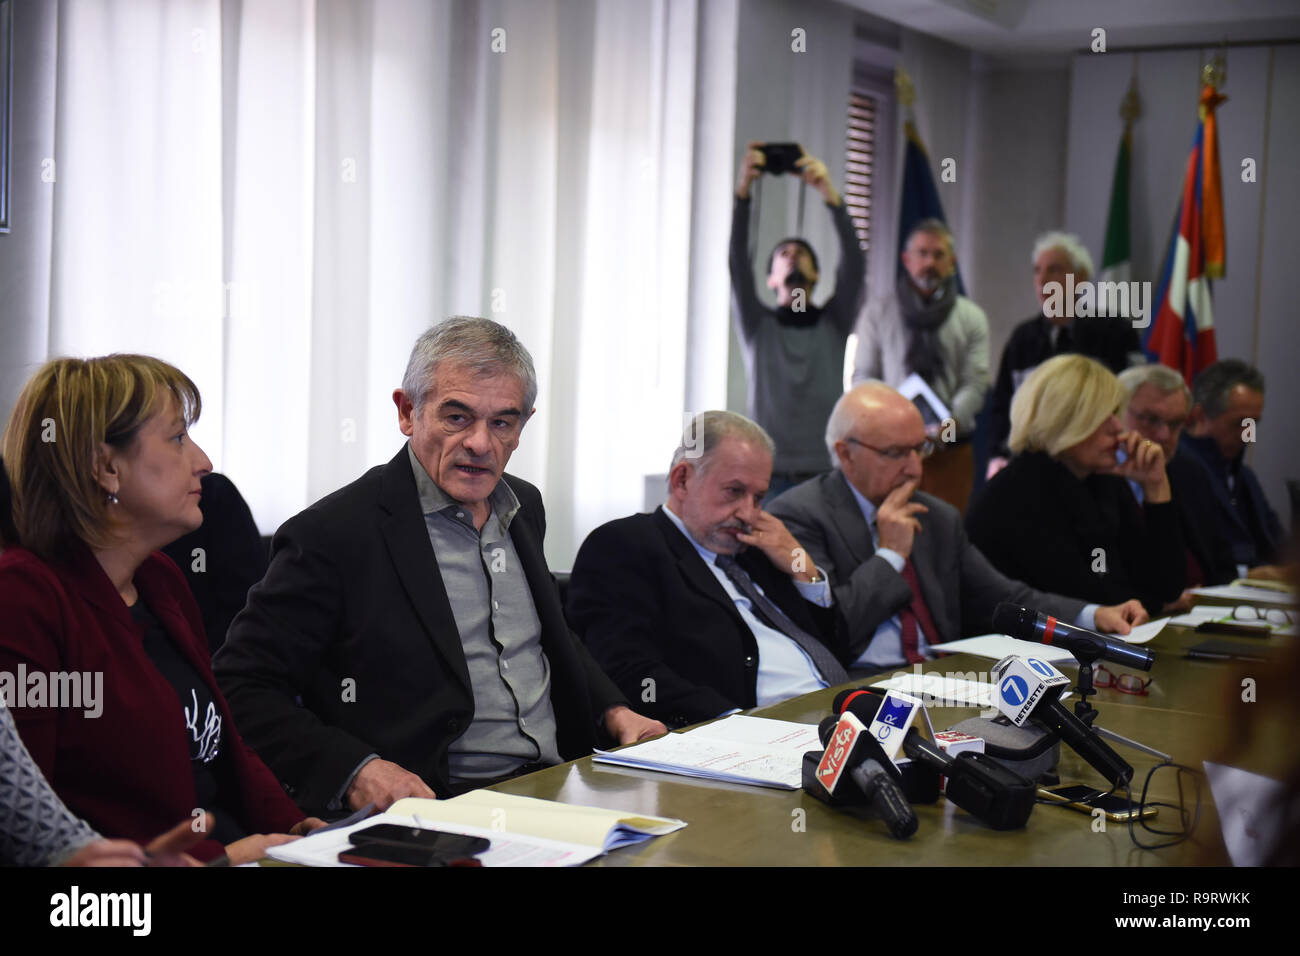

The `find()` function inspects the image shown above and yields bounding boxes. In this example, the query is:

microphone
[992,602,1154,671]
[836,693,1037,830]
[805,711,918,839]
[817,704,940,804]
[991,655,1133,787]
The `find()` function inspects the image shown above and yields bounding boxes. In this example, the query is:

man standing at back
[987,232,1143,477]
[216,317,663,812]
[730,142,865,499]
[852,220,989,512]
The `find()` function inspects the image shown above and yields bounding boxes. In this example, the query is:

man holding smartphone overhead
[730,141,866,500]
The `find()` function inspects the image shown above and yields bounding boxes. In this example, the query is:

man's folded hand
[347,758,436,811]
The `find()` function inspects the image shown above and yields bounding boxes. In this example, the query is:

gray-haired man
[1118,364,1236,602]
[1180,359,1289,580]
[987,231,1143,475]
[566,411,848,729]
[216,317,664,813]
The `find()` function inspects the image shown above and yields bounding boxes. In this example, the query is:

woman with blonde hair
[965,354,1185,614]
[0,355,319,863]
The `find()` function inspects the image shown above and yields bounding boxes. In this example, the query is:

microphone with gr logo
[803,711,918,839]
[836,690,1037,830]
[992,602,1154,671]
[991,655,1133,787]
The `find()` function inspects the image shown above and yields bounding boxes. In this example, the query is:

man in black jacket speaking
[215,317,664,813]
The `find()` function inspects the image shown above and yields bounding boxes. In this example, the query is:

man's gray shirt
[408,446,562,781]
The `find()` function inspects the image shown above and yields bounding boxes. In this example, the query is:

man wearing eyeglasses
[768,382,1148,671]
[1118,365,1237,603]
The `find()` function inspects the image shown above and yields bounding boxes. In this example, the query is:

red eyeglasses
[1092,663,1153,696]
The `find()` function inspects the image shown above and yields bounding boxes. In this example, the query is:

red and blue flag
[1145,83,1226,382]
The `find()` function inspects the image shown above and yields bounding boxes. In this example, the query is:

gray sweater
[851,288,990,437]
[729,197,866,473]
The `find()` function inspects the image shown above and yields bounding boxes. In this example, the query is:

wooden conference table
[489,617,1292,866]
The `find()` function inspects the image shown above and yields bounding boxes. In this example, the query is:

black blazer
[965,451,1185,614]
[566,509,843,729]
[213,447,625,809]
[1166,447,1237,586]
[1180,434,1286,568]
[163,472,267,654]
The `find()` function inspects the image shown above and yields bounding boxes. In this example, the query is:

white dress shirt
[661,505,834,707]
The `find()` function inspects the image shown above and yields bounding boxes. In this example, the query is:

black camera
[760,142,804,176]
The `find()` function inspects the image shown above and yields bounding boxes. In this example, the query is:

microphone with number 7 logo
[991,655,1133,787]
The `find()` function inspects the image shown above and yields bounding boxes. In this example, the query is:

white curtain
[40,0,725,568]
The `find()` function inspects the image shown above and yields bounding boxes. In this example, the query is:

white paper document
[1171,604,1297,636]
[592,714,820,789]
[896,372,952,426]
[930,635,1077,664]
[389,791,685,852]
[1192,583,1297,607]
[266,811,602,867]
[1203,762,1288,867]
[1116,617,1169,645]
[931,617,1168,664]
[870,672,999,708]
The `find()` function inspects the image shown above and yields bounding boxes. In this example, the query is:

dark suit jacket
[566,509,844,728]
[989,314,1141,458]
[768,470,1086,659]
[965,451,1185,614]
[1180,434,1286,568]
[213,447,625,810]
[1166,447,1237,587]
[163,472,268,655]
[0,545,303,862]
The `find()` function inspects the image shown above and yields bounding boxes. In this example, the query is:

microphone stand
[1067,648,1171,762]
[1092,724,1172,762]
[1066,645,1101,725]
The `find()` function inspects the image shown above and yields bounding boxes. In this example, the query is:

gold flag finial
[1202,52,1226,89]
[1120,75,1141,126]
[895,67,915,109]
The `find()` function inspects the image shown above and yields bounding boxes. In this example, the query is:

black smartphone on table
[338,824,491,867]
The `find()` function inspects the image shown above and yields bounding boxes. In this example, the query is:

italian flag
[1098,125,1131,284]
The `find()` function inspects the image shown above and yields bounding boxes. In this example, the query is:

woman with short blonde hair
[967,354,1186,614]
[1007,354,1128,459]
[0,354,319,864]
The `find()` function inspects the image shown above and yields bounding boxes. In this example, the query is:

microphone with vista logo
[834,690,1037,830]
[992,602,1154,671]
[803,711,918,839]
[991,655,1133,787]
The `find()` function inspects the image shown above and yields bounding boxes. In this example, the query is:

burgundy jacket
[0,544,302,861]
